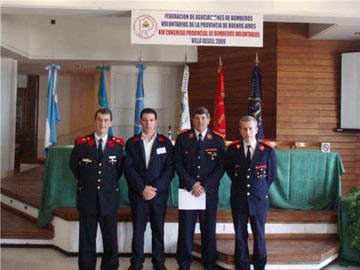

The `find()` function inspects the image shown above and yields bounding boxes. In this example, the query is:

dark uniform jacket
[69,133,124,216]
[225,140,277,215]
[175,129,225,196]
[124,133,174,203]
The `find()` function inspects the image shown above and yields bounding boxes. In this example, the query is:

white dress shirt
[141,132,156,169]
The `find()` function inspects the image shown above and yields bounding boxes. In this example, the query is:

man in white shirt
[124,108,174,270]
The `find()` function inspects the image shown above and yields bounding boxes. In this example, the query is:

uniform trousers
[129,199,167,269]
[176,205,218,269]
[78,211,119,270]
[231,210,267,270]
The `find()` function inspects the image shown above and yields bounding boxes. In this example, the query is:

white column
[1,58,17,178]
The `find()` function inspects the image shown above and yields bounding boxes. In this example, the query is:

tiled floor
[1,247,359,270]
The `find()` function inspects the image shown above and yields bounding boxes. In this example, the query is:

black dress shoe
[153,265,168,270]
[127,266,143,270]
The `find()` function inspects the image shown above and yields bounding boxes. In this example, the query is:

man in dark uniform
[124,108,174,270]
[69,108,124,270]
[225,115,277,270]
[175,107,225,270]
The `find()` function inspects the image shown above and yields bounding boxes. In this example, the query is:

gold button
[247,184,250,187]
[248,168,251,171]
[234,173,238,176]
[247,175,250,179]
[98,179,101,182]
[78,187,82,190]
[197,156,200,159]
[98,171,102,174]
[247,192,250,196]
[197,175,200,178]
[99,163,102,166]
[97,186,101,190]
[197,166,200,169]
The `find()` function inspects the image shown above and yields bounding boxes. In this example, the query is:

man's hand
[191,181,205,197]
[142,185,157,200]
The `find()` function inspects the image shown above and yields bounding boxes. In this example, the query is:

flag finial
[255,53,260,66]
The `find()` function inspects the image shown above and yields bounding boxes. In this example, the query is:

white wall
[1,58,17,178]
[1,14,197,63]
[1,15,30,57]
[110,65,183,140]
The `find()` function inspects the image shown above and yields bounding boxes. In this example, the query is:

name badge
[156,147,166,154]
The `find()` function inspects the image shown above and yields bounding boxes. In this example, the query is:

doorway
[15,75,39,169]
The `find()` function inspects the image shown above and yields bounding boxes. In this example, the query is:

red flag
[213,64,226,138]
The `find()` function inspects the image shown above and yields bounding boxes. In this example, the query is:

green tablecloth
[38,146,344,227]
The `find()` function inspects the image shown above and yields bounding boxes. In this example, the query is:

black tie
[197,133,203,152]
[98,139,103,160]
[246,145,251,168]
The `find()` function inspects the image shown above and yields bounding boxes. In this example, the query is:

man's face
[193,113,210,133]
[141,113,157,135]
[240,120,258,144]
[94,112,112,137]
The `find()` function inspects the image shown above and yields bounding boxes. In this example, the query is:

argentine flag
[134,63,146,135]
[44,64,61,153]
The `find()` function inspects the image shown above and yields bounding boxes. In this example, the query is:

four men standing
[70,107,276,270]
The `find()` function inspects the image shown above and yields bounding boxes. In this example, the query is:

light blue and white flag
[44,64,61,153]
[96,65,112,135]
[134,63,146,135]
[179,64,191,131]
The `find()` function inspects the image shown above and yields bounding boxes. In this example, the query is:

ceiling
[1,1,360,75]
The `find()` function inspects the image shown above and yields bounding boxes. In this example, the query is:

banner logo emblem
[133,15,158,39]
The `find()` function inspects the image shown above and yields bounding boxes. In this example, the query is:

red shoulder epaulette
[157,135,166,142]
[177,129,190,135]
[76,136,90,144]
[111,136,125,146]
[228,140,241,147]
[259,139,275,149]
[76,136,95,146]
[213,130,226,138]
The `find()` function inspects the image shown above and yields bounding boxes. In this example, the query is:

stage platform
[1,166,340,269]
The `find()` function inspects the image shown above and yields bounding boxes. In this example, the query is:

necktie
[246,145,251,168]
[98,138,103,160]
[197,133,203,152]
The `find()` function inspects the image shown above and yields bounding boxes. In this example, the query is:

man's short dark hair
[95,108,113,121]
[192,107,210,118]
[141,108,157,120]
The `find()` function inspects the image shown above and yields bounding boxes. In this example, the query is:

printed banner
[131,10,263,47]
